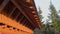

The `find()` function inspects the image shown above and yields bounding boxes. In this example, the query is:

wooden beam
[0,0,9,11]
[22,18,26,25]
[19,16,24,22]
[9,7,16,17]
[15,12,20,20]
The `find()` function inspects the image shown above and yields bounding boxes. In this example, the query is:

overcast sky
[34,0,60,23]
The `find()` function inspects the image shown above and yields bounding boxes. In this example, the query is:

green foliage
[35,6,56,34]
[35,2,60,34]
[49,2,60,34]
[38,7,43,22]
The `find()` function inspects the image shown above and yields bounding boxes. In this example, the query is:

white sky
[34,0,60,23]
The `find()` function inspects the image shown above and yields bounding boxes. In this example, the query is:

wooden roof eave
[10,0,41,29]
[10,0,36,28]
[32,0,42,29]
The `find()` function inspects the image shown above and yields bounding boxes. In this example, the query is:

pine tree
[49,1,60,34]
[38,7,43,22]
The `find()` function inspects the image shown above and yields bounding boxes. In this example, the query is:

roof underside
[0,0,41,30]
